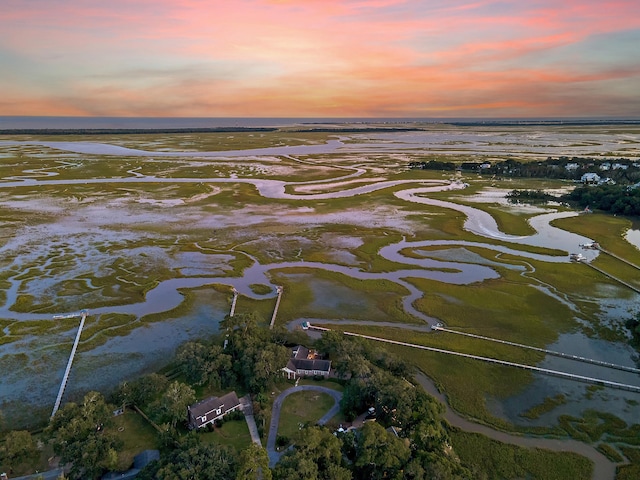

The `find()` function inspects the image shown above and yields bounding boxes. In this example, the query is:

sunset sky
[1,0,639,118]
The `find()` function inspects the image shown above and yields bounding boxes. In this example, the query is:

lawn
[198,419,252,452]
[277,391,337,441]
[110,410,161,472]
[298,378,345,392]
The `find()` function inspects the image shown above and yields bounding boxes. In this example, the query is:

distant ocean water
[0,116,448,130]
[1,116,639,130]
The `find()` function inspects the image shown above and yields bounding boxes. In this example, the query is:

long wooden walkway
[307,324,640,394]
[598,247,640,271]
[582,262,640,294]
[269,286,283,329]
[51,310,88,419]
[229,287,238,316]
[432,326,640,374]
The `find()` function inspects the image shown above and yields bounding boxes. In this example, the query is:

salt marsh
[0,126,639,435]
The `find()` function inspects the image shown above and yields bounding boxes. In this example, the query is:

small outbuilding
[187,391,241,430]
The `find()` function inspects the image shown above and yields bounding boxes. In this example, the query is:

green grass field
[277,391,337,442]
[110,410,161,471]
[198,419,253,452]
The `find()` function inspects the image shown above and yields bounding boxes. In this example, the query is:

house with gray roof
[187,391,241,430]
[282,345,331,379]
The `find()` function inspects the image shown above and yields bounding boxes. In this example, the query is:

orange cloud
[1,0,639,117]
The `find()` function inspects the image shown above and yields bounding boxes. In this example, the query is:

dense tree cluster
[0,430,38,472]
[46,392,122,480]
[175,313,290,395]
[409,157,640,184]
[112,373,169,410]
[138,434,238,480]
[408,160,456,171]
[275,331,472,480]
[111,372,194,430]
[274,426,352,480]
[562,185,640,216]
[506,189,558,204]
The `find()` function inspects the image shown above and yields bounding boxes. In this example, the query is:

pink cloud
[1,0,639,116]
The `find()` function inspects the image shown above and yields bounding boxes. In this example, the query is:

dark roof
[286,345,331,373]
[292,358,331,372]
[292,345,310,359]
[188,391,240,420]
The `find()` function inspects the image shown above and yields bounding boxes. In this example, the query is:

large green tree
[2,430,38,467]
[177,341,233,387]
[222,313,290,393]
[274,426,351,480]
[354,422,410,480]
[159,381,196,428]
[47,391,122,480]
[236,443,272,480]
[139,434,237,480]
[112,373,168,409]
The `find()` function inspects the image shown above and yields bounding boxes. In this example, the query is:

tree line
[409,156,640,184]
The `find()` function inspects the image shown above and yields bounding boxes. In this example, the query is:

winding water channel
[1,139,638,476]
[415,373,616,480]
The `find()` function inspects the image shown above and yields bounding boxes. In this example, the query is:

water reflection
[625,229,640,250]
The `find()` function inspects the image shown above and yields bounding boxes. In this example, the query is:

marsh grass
[410,275,576,343]
[617,446,640,480]
[249,284,273,295]
[591,255,640,289]
[520,394,567,420]
[268,267,418,327]
[77,313,139,353]
[465,203,538,236]
[138,285,230,326]
[596,443,624,463]
[233,295,274,325]
[558,411,640,445]
[450,429,593,480]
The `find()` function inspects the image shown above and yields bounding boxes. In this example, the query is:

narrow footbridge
[269,286,283,330]
[51,309,89,418]
[432,325,640,375]
[306,324,640,394]
[229,287,239,316]
[581,261,640,295]
[598,247,640,272]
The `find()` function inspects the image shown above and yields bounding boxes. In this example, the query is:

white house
[581,173,600,184]
[612,163,628,170]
